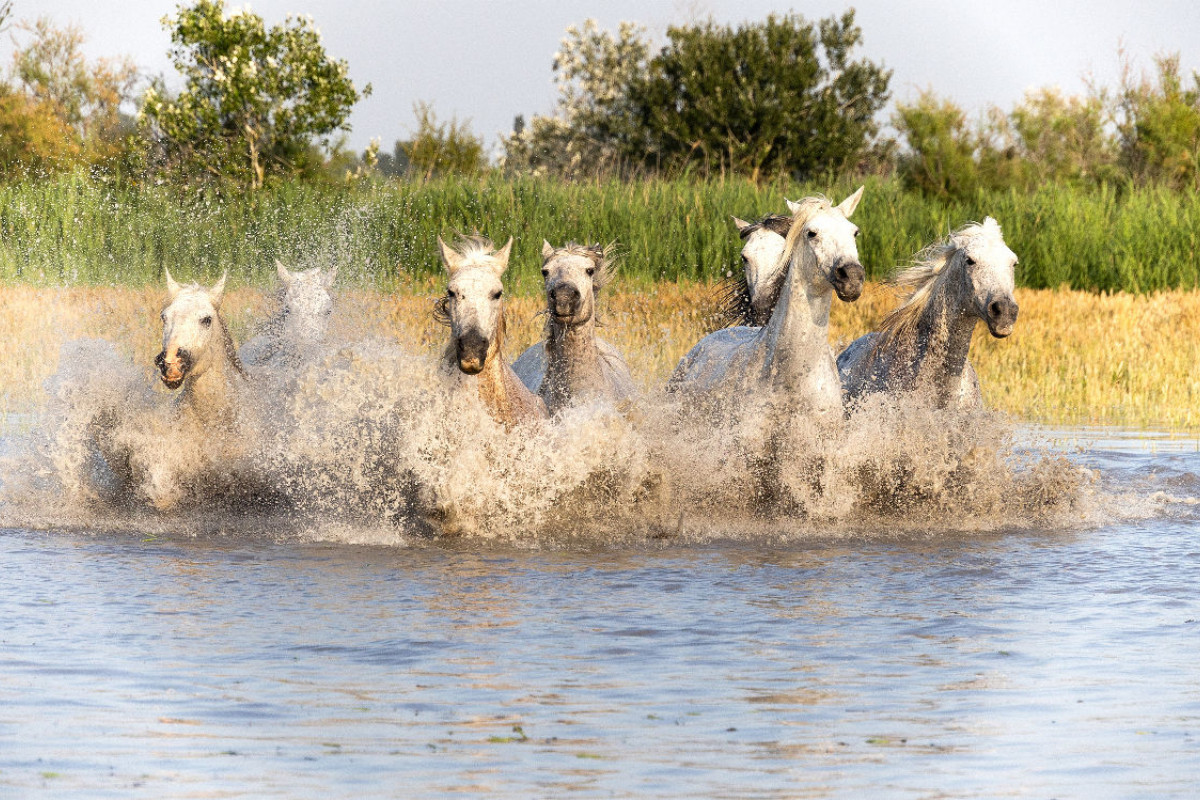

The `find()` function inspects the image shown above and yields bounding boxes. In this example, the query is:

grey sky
[14,0,1200,154]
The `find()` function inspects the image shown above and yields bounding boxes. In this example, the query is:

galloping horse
[513,241,636,413]
[668,187,866,418]
[156,270,248,425]
[715,212,791,328]
[837,217,1019,409]
[435,235,547,427]
[240,261,336,369]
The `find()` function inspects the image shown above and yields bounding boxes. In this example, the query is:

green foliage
[397,102,486,179]
[1118,54,1200,189]
[140,0,369,189]
[893,91,983,197]
[633,11,891,179]
[2,172,1198,294]
[504,13,890,180]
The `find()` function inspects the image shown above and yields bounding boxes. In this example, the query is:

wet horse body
[837,218,1019,409]
[668,188,866,418]
[513,242,636,414]
[436,235,547,427]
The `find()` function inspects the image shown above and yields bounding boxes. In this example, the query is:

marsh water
[1,424,1198,798]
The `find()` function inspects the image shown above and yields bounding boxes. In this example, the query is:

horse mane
[868,218,1004,359]
[778,195,833,265]
[220,312,247,376]
[711,213,792,329]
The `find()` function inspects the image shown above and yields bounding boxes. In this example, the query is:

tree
[632,11,891,178]
[1117,54,1200,189]
[501,19,648,176]
[140,0,369,188]
[502,12,890,179]
[398,102,485,179]
[0,13,138,179]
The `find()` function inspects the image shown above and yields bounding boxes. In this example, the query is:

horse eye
[966,257,976,267]
[586,267,595,277]
[160,313,167,323]
[806,230,818,240]
[447,289,456,299]
[200,316,212,328]
[541,268,549,277]
[492,290,503,300]
[853,229,860,238]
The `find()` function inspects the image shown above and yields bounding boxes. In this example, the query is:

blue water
[1,429,1199,798]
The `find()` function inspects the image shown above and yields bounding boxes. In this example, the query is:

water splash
[2,311,1172,546]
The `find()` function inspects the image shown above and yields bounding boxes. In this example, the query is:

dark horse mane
[709,213,793,330]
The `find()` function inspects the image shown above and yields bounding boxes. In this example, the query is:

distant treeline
[2,173,1197,293]
[2,0,1199,198]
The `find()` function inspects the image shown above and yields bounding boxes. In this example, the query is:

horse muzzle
[455,331,489,375]
[832,261,866,302]
[550,284,582,321]
[985,296,1019,338]
[155,349,191,390]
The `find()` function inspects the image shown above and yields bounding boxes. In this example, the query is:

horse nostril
[835,266,849,281]
[989,301,1003,319]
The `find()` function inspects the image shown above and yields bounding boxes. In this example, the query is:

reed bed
[1,174,1198,293]
[3,283,1199,431]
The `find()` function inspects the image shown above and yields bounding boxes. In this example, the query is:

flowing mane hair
[432,233,509,329]
[867,218,1003,359]
[713,213,792,328]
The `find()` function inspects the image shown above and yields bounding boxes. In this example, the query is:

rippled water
[2,427,1198,798]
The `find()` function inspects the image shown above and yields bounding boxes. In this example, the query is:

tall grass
[1,172,1198,293]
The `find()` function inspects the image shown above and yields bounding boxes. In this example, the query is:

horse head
[275,260,335,344]
[954,217,1019,338]
[437,234,512,375]
[156,270,228,390]
[539,241,610,327]
[785,186,866,303]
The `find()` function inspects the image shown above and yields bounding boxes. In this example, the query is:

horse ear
[785,198,801,215]
[209,271,227,306]
[732,216,753,233]
[437,236,462,275]
[493,237,513,275]
[837,185,865,218]
[165,268,182,299]
[275,259,293,287]
[541,239,555,260]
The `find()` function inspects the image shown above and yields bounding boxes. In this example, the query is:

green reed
[1,172,1197,293]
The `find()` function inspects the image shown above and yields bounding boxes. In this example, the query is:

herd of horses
[154,186,1020,440]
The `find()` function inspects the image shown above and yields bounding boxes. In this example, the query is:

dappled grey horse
[513,241,636,414]
[836,217,1019,409]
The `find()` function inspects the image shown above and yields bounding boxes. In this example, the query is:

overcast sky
[13,0,1200,154]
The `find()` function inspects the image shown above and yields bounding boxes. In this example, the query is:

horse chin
[834,283,863,303]
[160,372,185,390]
[988,323,1014,339]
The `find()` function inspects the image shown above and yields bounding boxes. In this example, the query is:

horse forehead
[164,288,215,319]
[743,228,785,260]
[810,210,856,239]
[546,252,594,279]
[968,236,1017,268]
[284,274,331,307]
[449,265,502,296]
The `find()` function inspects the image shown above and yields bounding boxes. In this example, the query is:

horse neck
[461,308,546,427]
[182,323,245,424]
[759,247,829,386]
[906,276,978,401]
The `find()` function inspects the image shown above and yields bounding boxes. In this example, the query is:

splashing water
[0,301,1176,544]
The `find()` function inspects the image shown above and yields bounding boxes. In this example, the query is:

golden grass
[3,283,1200,430]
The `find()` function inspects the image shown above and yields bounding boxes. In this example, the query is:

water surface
[2,428,1198,798]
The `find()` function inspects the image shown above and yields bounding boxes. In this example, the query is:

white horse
[715,212,791,327]
[156,270,248,425]
[239,260,336,368]
[668,187,866,417]
[512,241,637,413]
[435,235,548,427]
[837,217,1019,409]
